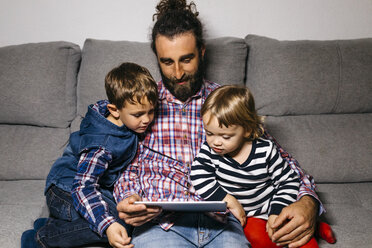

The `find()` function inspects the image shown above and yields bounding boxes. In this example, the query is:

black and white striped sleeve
[190,142,228,201]
[267,142,301,216]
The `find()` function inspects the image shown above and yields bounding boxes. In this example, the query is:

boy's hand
[106,222,134,248]
[117,194,161,226]
[223,194,247,226]
[266,214,279,240]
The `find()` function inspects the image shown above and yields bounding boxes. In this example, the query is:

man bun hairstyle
[153,0,198,20]
[151,0,204,55]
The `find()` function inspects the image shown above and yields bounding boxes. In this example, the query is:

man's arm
[263,130,322,247]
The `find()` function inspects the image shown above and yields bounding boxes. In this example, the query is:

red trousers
[244,217,336,248]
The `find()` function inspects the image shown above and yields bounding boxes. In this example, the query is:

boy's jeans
[36,185,131,247]
[131,212,251,248]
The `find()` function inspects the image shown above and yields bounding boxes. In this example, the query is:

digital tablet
[134,201,227,212]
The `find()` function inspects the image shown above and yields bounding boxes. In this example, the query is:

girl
[191,85,335,248]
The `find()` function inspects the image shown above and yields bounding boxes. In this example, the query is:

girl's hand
[266,214,279,241]
[223,194,247,226]
[106,222,134,248]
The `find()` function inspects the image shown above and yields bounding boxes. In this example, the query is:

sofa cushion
[0,180,47,248]
[316,183,372,248]
[0,125,69,180]
[77,39,160,117]
[77,37,247,117]
[204,37,247,86]
[244,35,372,116]
[264,114,372,183]
[0,42,81,128]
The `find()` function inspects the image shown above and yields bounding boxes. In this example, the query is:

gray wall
[1,0,372,47]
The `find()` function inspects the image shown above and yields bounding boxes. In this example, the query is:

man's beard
[160,59,204,102]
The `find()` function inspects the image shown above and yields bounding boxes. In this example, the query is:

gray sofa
[0,34,371,247]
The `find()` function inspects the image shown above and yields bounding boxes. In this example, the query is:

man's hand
[268,196,318,248]
[116,194,162,226]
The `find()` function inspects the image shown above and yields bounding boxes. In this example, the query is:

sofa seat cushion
[316,183,372,248]
[0,125,69,180]
[0,180,108,248]
[0,180,47,248]
[1,180,370,248]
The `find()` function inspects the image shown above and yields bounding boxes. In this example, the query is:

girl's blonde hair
[201,85,264,140]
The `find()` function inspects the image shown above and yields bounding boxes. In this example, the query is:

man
[114,1,322,247]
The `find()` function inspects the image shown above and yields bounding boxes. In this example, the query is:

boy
[21,62,158,248]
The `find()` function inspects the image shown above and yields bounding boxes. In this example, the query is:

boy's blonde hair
[201,85,264,140]
[105,62,158,109]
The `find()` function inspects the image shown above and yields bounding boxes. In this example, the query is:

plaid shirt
[113,80,323,230]
[72,147,117,236]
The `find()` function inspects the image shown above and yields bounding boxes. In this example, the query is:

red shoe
[318,222,336,244]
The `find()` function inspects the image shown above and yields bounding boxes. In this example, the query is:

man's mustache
[169,74,193,84]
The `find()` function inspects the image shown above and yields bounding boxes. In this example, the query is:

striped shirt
[113,80,323,230]
[191,138,300,219]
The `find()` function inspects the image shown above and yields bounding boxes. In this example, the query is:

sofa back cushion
[0,42,81,128]
[77,39,159,118]
[245,35,372,183]
[264,114,372,183]
[0,41,81,180]
[76,37,247,119]
[245,35,372,116]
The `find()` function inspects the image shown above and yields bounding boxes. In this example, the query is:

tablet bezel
[133,201,227,212]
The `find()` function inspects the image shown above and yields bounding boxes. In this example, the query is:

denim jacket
[45,100,138,194]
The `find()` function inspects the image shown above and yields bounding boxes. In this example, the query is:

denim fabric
[36,185,132,247]
[131,213,250,248]
[45,100,138,194]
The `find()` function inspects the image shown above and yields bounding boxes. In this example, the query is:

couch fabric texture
[0,35,371,247]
